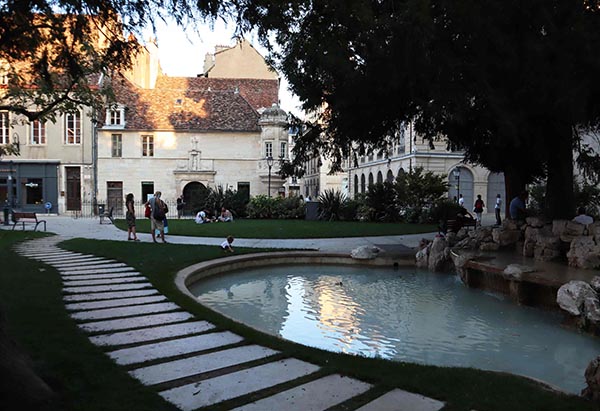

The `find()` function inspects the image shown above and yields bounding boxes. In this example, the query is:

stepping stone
[90,320,215,347]
[159,358,320,411]
[19,251,74,258]
[65,295,167,312]
[108,331,243,365]
[36,254,89,262]
[53,259,118,268]
[63,282,152,294]
[58,263,128,272]
[62,272,142,281]
[63,276,147,287]
[61,267,137,276]
[130,345,279,385]
[40,257,101,265]
[355,389,445,411]
[70,302,180,321]
[79,312,193,333]
[231,374,372,411]
[63,289,159,302]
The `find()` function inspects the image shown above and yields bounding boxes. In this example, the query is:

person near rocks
[220,235,235,253]
[176,195,185,219]
[455,206,475,231]
[509,191,528,220]
[458,194,465,207]
[494,194,502,226]
[573,207,594,226]
[473,194,485,227]
[218,207,233,222]
[146,191,168,243]
[125,193,139,241]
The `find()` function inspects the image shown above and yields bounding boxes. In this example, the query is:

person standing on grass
[495,194,502,226]
[125,193,139,241]
[221,235,234,252]
[473,194,485,227]
[176,195,185,219]
[146,191,168,243]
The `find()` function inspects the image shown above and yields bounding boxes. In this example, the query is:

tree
[235,0,600,219]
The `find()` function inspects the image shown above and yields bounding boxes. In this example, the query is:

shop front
[0,160,59,214]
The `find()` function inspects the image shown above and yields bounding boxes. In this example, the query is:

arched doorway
[487,172,506,213]
[386,169,394,183]
[377,171,383,184]
[361,174,366,193]
[354,175,359,198]
[368,172,374,188]
[448,166,474,208]
[183,182,208,215]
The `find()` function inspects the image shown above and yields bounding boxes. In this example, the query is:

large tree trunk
[545,125,574,219]
[503,165,527,219]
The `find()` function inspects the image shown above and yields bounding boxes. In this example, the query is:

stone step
[130,344,279,385]
[63,289,160,302]
[159,358,320,411]
[63,282,153,294]
[53,259,119,268]
[48,257,108,265]
[70,302,180,321]
[62,272,143,281]
[108,331,244,365]
[65,295,168,311]
[58,263,128,272]
[90,320,215,347]
[63,276,147,287]
[355,389,445,411]
[36,255,94,263]
[231,374,372,411]
[61,266,137,276]
[79,311,194,333]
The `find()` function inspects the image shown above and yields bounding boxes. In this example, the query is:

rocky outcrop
[567,237,600,269]
[582,356,600,401]
[560,221,587,243]
[492,227,521,247]
[428,236,452,272]
[350,245,384,260]
[502,264,536,281]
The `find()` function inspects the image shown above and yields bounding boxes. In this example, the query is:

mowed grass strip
[56,237,593,411]
[114,218,438,239]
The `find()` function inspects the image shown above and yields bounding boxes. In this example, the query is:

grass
[47,236,598,411]
[114,218,438,239]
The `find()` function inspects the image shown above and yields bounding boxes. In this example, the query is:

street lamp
[266,156,274,197]
[453,166,461,200]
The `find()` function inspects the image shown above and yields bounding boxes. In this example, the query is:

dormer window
[104,105,125,129]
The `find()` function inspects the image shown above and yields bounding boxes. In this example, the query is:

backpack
[153,200,167,220]
[474,199,484,213]
[144,203,151,218]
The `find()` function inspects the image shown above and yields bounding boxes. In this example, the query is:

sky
[147,19,304,118]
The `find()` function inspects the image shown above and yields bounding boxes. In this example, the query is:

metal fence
[66,199,185,219]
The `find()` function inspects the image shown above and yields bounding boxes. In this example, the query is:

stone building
[96,39,288,213]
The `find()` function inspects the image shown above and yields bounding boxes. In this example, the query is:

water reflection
[190,264,600,394]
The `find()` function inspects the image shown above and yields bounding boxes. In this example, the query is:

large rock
[415,246,429,268]
[524,226,541,242]
[560,220,587,242]
[552,220,569,237]
[428,236,452,272]
[591,276,600,293]
[479,242,500,251]
[567,236,600,269]
[533,234,561,262]
[589,221,600,240]
[351,245,384,260]
[584,296,600,324]
[557,280,597,316]
[522,239,535,257]
[503,264,536,281]
[582,356,600,401]
[525,216,546,228]
[492,227,521,246]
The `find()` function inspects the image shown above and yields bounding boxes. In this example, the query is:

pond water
[189,264,600,394]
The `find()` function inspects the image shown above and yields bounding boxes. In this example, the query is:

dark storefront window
[22,178,43,205]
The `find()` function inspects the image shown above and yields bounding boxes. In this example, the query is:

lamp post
[453,166,461,201]
[266,155,274,197]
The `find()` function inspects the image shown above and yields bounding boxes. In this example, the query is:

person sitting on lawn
[220,235,235,253]
[195,210,206,224]
[218,207,233,222]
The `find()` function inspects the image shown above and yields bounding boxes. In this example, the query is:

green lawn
[114,218,438,238]
[0,232,587,411]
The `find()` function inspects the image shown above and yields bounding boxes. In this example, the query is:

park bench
[99,206,115,225]
[12,211,47,231]
[445,218,477,233]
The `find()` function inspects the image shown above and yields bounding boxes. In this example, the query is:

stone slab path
[14,236,445,411]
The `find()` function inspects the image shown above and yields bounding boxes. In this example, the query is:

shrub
[318,189,347,221]
[365,182,399,221]
[246,195,278,219]
[274,196,305,219]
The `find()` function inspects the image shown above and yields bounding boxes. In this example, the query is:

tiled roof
[111,75,277,132]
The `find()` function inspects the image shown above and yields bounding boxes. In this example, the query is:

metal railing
[65,199,184,219]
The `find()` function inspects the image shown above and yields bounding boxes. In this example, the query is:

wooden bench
[99,206,114,225]
[446,218,476,233]
[12,212,47,231]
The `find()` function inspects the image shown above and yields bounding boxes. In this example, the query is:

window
[111,134,122,157]
[31,120,46,144]
[105,106,125,128]
[142,135,154,157]
[0,111,9,144]
[65,111,81,144]
[280,141,287,158]
[265,141,273,158]
[23,178,43,205]
[141,181,154,202]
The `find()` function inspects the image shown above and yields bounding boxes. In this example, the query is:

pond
[189,264,599,394]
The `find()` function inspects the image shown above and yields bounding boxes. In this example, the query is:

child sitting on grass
[220,235,234,253]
